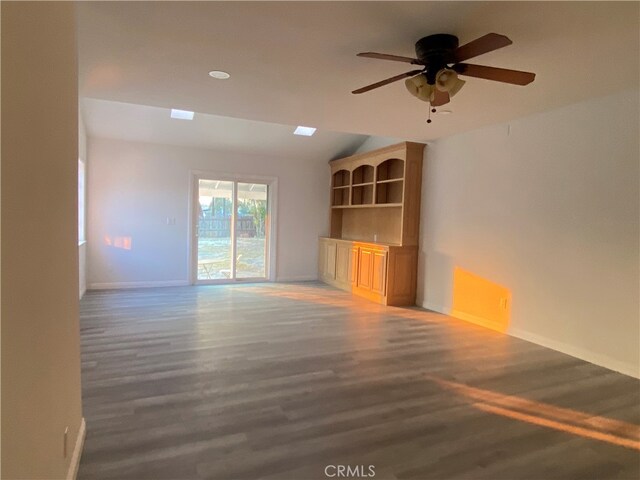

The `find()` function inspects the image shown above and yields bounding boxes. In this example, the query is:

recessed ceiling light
[208,70,230,79]
[170,109,194,120]
[437,109,453,115]
[293,126,317,136]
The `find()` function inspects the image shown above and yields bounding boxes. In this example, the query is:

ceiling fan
[352,33,535,111]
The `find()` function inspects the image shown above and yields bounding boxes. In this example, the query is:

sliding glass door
[194,177,270,283]
[196,179,234,280]
[235,182,268,279]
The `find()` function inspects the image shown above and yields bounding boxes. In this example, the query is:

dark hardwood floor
[78,282,640,480]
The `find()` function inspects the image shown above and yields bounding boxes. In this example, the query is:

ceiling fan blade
[453,33,513,62]
[352,69,423,94]
[453,63,535,85]
[431,89,450,107]
[357,52,423,65]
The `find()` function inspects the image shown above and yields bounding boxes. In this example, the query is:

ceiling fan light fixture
[435,68,456,92]
[419,84,435,102]
[405,74,434,103]
[435,68,466,98]
[404,73,427,96]
[448,78,465,97]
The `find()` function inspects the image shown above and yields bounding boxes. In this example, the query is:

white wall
[355,135,402,154]
[79,111,88,298]
[419,89,639,377]
[87,137,329,288]
[1,3,85,478]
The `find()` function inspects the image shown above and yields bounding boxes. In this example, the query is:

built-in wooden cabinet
[318,238,417,306]
[319,142,424,306]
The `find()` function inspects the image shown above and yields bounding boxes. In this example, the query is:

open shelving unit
[330,156,411,210]
[352,164,375,184]
[327,142,424,245]
[375,158,404,205]
[319,142,425,306]
[331,169,350,207]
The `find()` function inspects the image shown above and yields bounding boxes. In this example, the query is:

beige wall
[357,90,639,377]
[79,112,88,299]
[418,90,639,377]
[86,137,330,287]
[1,3,83,479]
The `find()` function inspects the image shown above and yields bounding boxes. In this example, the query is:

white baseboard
[422,301,639,379]
[509,327,639,379]
[88,280,189,290]
[66,417,86,480]
[422,302,451,315]
[276,275,318,282]
[89,278,319,289]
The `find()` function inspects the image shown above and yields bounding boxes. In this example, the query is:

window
[78,159,86,244]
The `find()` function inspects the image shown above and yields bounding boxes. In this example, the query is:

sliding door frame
[188,170,278,285]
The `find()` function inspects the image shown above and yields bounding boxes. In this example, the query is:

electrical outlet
[500,298,508,310]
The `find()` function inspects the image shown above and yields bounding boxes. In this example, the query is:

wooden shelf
[351,184,373,205]
[332,169,350,188]
[328,142,423,244]
[351,181,374,186]
[332,203,402,209]
[353,165,374,184]
[331,186,350,207]
[376,180,403,204]
[377,158,405,181]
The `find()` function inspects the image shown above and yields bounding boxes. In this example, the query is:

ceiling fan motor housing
[415,34,459,83]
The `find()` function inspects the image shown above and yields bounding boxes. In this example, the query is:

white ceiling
[77,1,639,142]
[82,98,368,160]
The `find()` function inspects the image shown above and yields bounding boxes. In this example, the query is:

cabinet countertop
[319,236,403,248]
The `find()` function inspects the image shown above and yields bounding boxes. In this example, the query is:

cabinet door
[357,248,373,290]
[350,247,359,285]
[325,241,337,280]
[319,240,337,281]
[318,241,327,279]
[335,243,350,284]
[371,251,388,295]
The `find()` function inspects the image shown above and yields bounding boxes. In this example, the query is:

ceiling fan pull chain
[427,102,433,124]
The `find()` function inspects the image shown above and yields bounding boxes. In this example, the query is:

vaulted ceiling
[82,98,368,159]
[78,1,639,142]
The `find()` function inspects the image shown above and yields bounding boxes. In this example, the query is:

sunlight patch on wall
[451,266,511,333]
[104,235,132,250]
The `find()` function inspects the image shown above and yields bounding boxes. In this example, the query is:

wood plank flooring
[78,282,640,480]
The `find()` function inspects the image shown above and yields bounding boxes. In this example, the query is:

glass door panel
[236,183,268,279]
[197,179,234,280]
